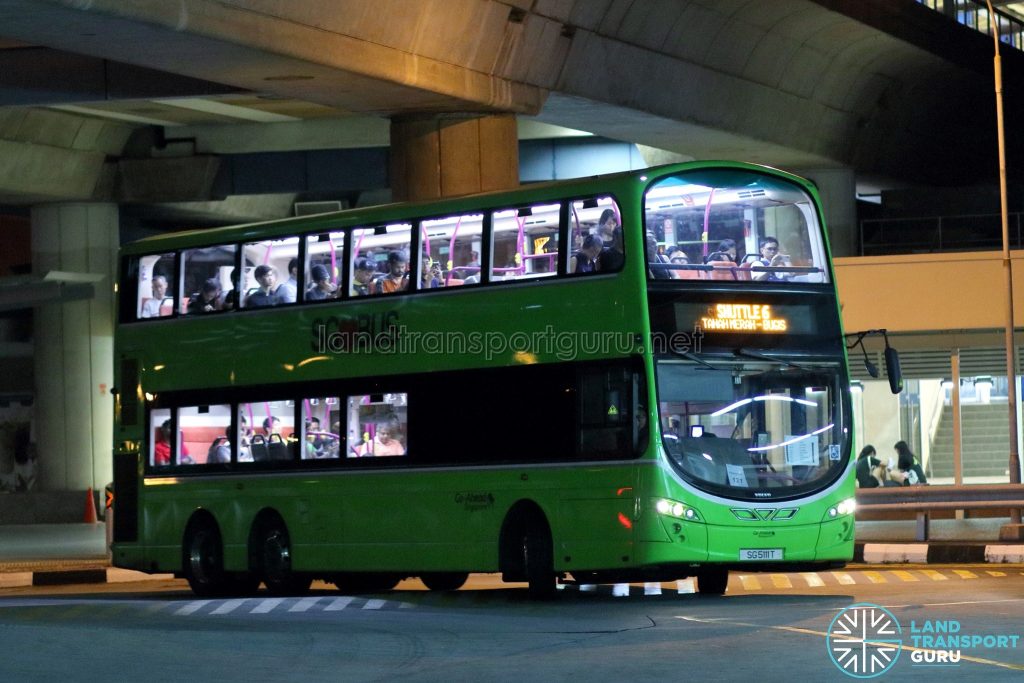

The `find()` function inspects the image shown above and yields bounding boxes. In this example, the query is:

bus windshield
[644,169,829,283]
[656,359,847,501]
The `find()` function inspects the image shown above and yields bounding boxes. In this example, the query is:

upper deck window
[241,237,300,309]
[135,253,175,320]
[305,232,343,302]
[420,213,484,288]
[490,202,561,281]
[350,223,413,297]
[644,171,829,284]
[569,196,622,275]
[181,244,236,315]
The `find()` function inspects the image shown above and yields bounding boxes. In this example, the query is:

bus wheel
[522,529,557,599]
[420,572,468,592]
[258,521,311,595]
[697,568,729,595]
[184,523,228,597]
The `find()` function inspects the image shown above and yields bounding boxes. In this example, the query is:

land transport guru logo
[827,603,902,678]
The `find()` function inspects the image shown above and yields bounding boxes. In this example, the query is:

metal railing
[857,483,1024,540]
[859,211,1024,255]
[916,0,1024,50]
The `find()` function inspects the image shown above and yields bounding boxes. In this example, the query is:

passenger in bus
[751,237,791,281]
[220,268,238,310]
[207,426,232,464]
[140,275,171,318]
[306,264,337,300]
[421,256,442,289]
[569,234,603,274]
[355,419,405,456]
[596,209,618,247]
[379,251,409,293]
[187,278,223,314]
[278,258,299,303]
[646,231,672,279]
[262,416,281,437]
[246,265,285,307]
[351,257,379,296]
[705,239,738,264]
[153,419,190,466]
[237,414,252,462]
[598,225,625,272]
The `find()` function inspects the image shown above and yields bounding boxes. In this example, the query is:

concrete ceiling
[0,0,1020,211]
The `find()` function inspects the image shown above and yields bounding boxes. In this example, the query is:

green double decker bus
[111,161,858,597]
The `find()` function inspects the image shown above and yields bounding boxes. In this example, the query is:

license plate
[739,548,784,561]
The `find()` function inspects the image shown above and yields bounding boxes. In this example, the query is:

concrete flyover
[0,0,1021,209]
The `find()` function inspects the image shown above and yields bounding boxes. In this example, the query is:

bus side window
[241,237,300,308]
[490,203,561,282]
[178,404,232,465]
[346,393,408,458]
[419,213,484,288]
[300,396,341,459]
[136,253,175,320]
[148,408,173,468]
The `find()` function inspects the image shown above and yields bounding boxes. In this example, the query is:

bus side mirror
[885,345,903,394]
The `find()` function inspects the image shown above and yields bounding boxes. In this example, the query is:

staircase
[929,403,1011,478]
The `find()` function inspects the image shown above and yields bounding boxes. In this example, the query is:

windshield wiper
[670,349,725,370]
[734,348,811,371]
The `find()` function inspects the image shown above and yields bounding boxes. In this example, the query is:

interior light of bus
[144,392,156,402]
[152,364,165,372]
[753,395,817,407]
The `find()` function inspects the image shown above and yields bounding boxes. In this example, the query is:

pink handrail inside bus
[329,235,338,285]
[445,215,464,285]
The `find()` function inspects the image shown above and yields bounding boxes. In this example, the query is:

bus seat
[268,434,290,461]
[735,262,753,281]
[250,435,270,462]
[674,268,701,280]
[159,297,173,316]
[707,260,736,280]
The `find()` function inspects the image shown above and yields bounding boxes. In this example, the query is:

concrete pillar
[796,168,858,258]
[390,114,519,201]
[31,203,118,492]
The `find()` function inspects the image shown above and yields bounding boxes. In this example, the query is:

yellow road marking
[889,570,918,582]
[862,570,887,584]
[986,571,1007,577]
[832,571,856,585]
[770,574,792,589]
[920,569,948,581]
[739,575,762,591]
[799,572,825,588]
[953,569,978,579]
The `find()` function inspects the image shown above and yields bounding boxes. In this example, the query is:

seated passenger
[207,426,232,464]
[421,256,442,289]
[188,278,223,314]
[569,234,603,274]
[705,239,738,264]
[378,251,409,294]
[306,264,337,300]
[646,231,671,279]
[354,419,405,457]
[220,268,238,310]
[278,258,299,303]
[751,237,791,281]
[351,257,379,296]
[140,275,172,318]
[245,265,285,307]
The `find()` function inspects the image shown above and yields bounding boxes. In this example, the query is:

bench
[856,484,1024,541]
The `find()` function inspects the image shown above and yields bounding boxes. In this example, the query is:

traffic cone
[84,486,98,524]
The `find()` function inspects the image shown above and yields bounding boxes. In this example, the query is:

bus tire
[522,528,557,600]
[697,568,729,595]
[183,521,230,597]
[257,520,312,596]
[420,572,468,592]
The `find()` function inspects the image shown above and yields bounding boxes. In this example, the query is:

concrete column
[796,167,858,258]
[390,114,519,201]
[31,203,118,492]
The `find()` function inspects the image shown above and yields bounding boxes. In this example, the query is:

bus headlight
[825,497,856,519]
[655,498,702,522]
